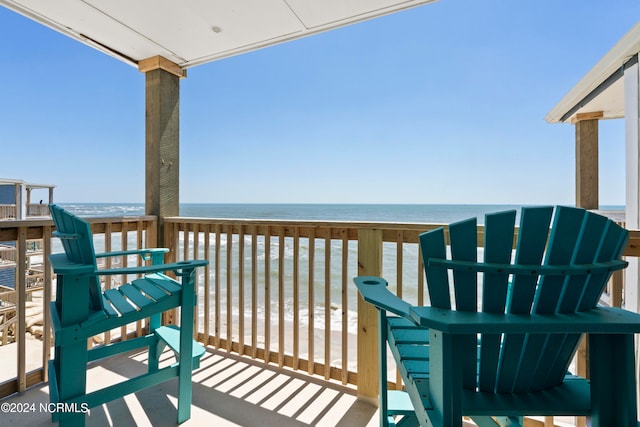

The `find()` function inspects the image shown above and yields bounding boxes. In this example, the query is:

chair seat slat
[144,273,182,294]
[101,295,119,318]
[104,288,138,315]
[119,283,154,308]
[132,277,170,301]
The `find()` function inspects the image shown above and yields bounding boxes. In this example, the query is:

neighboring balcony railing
[26,204,50,218]
[0,205,17,220]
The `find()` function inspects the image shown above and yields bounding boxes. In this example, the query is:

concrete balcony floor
[2,347,379,427]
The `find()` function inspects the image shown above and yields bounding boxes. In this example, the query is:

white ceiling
[546,21,640,124]
[1,0,437,69]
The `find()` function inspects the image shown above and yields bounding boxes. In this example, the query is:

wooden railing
[26,204,50,218]
[0,205,17,220]
[0,215,637,427]
[0,216,158,397]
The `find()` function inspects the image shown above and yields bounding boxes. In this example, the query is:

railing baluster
[251,225,258,358]
[104,222,113,345]
[238,224,245,355]
[341,228,348,385]
[324,233,331,380]
[214,224,221,349]
[193,223,200,339]
[226,224,233,352]
[308,227,315,375]
[264,226,271,364]
[42,225,52,382]
[17,226,26,392]
[293,226,300,370]
[418,243,425,306]
[396,230,404,389]
[278,226,285,368]
[203,225,211,341]
[136,221,144,337]
[120,223,128,341]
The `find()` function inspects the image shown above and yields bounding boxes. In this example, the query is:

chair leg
[176,270,196,424]
[429,330,464,427]
[56,341,88,427]
[589,333,638,427]
[378,310,390,427]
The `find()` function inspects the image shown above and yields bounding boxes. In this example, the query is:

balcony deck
[2,347,379,427]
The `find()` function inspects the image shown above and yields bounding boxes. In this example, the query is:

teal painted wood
[47,205,208,426]
[448,218,478,390]
[580,221,629,310]
[419,228,450,309]
[497,206,555,393]
[354,206,640,427]
[479,210,515,393]
[482,210,516,313]
[534,213,609,392]
[508,206,553,314]
[448,217,477,311]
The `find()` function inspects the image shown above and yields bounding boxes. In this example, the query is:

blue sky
[1,1,638,205]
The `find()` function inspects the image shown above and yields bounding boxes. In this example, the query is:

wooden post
[357,228,383,402]
[140,56,184,326]
[139,56,184,248]
[574,112,602,210]
[573,111,602,427]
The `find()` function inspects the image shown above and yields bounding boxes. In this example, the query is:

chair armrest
[95,248,169,262]
[409,306,640,335]
[353,276,414,321]
[428,258,627,276]
[97,259,208,277]
[49,253,95,274]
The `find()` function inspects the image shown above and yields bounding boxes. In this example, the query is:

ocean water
[62,203,529,223]
[58,202,625,223]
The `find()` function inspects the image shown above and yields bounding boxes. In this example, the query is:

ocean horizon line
[58,202,626,224]
[58,201,626,208]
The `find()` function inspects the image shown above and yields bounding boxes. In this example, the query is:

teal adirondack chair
[355,206,640,427]
[48,205,208,426]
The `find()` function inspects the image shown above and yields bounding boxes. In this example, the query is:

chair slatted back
[420,205,628,394]
[50,204,102,312]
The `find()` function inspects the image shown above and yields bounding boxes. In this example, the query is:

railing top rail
[165,216,640,258]
[0,215,158,228]
[165,216,448,229]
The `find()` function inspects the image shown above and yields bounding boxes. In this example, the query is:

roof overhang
[1,0,437,70]
[0,179,55,189]
[546,21,640,124]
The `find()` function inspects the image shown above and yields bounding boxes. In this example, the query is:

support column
[574,112,602,210]
[572,111,602,427]
[357,228,383,402]
[139,56,185,247]
[623,54,640,422]
[625,56,640,314]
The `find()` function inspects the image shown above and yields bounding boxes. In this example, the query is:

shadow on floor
[2,347,378,427]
